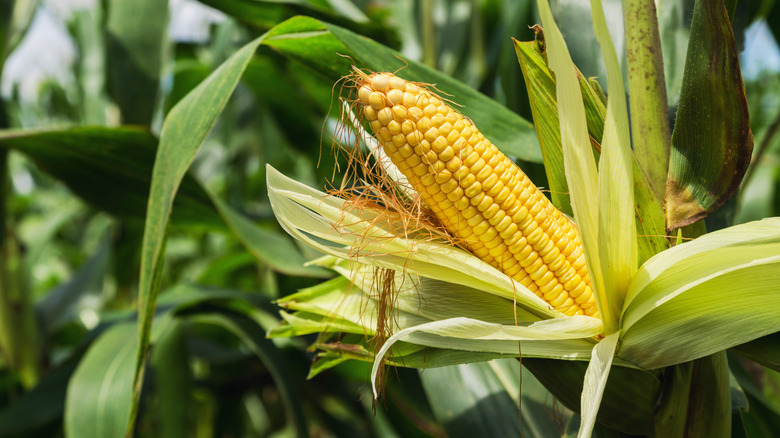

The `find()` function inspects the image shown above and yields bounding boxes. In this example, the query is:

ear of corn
[354,70,598,318]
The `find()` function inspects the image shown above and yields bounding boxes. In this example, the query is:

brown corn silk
[352,70,598,318]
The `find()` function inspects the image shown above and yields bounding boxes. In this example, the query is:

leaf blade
[133,34,266,432]
[590,0,638,321]
[536,0,607,326]
[65,323,137,438]
[264,16,542,162]
[192,312,309,438]
[578,332,619,438]
[106,0,168,124]
[621,219,780,369]
[666,0,753,229]
[209,191,331,278]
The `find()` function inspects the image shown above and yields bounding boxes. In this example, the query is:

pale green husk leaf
[371,316,602,397]
[266,164,609,380]
[282,253,602,345]
[536,0,607,326]
[590,0,637,325]
[275,263,526,335]
[266,164,563,319]
[579,331,619,438]
[273,255,603,369]
[620,218,780,369]
[401,332,597,360]
[318,256,539,325]
[274,310,367,336]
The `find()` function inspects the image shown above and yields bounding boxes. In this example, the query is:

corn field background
[0,0,780,437]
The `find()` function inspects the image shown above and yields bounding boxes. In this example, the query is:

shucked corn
[354,70,598,317]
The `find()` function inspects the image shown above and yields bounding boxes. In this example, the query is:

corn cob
[354,70,598,317]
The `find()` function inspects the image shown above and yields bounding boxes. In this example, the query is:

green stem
[0,147,10,362]
[654,352,731,437]
[0,104,41,388]
[654,361,693,437]
[622,0,671,202]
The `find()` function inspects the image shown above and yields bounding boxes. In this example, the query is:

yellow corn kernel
[355,70,598,318]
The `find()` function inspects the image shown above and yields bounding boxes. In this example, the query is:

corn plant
[1,0,780,437]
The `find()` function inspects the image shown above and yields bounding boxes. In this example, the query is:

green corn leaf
[263,15,541,162]
[0,359,77,436]
[68,285,271,438]
[421,362,526,437]
[197,0,385,39]
[36,237,111,335]
[420,359,570,437]
[64,323,137,438]
[189,312,309,438]
[730,353,780,434]
[149,321,191,438]
[208,191,331,278]
[665,0,753,229]
[133,34,266,432]
[730,332,780,372]
[106,0,168,125]
[0,0,38,65]
[0,127,223,229]
[524,357,658,436]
